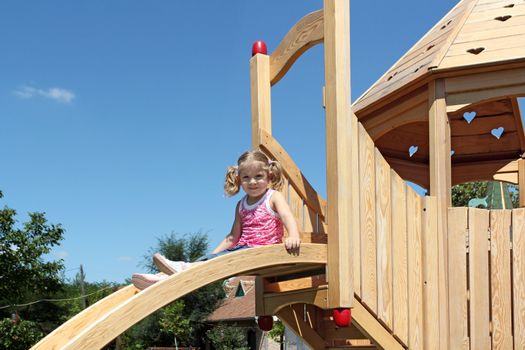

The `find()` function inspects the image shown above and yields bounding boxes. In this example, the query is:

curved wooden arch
[269,10,324,86]
[36,244,326,350]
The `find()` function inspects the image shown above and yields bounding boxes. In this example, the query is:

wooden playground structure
[32,0,525,348]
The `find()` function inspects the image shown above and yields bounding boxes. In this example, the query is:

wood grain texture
[406,188,423,350]
[391,171,408,346]
[269,10,324,85]
[447,207,469,350]
[468,208,491,350]
[513,208,525,349]
[375,149,392,329]
[31,285,139,350]
[250,54,272,148]
[422,196,439,350]
[277,305,326,349]
[58,244,327,350]
[359,123,377,314]
[489,210,513,350]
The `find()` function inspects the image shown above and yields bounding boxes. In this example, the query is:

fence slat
[391,171,408,346]
[375,150,392,329]
[448,207,469,350]
[469,208,491,350]
[490,210,513,350]
[407,187,423,350]
[289,186,303,231]
[359,123,377,313]
[513,208,525,349]
[422,196,439,350]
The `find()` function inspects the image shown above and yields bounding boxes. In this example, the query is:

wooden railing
[448,207,525,350]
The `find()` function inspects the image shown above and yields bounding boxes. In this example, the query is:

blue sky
[1,1,521,283]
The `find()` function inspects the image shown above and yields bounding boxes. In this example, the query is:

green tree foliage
[206,323,250,350]
[267,320,285,343]
[0,319,44,350]
[451,182,488,207]
[123,232,225,348]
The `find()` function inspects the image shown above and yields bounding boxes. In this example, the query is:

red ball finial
[252,40,267,56]
[257,315,273,331]
[332,308,352,327]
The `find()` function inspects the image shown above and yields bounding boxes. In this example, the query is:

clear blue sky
[1,1,521,283]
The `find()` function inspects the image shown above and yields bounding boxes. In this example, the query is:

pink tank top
[236,189,284,247]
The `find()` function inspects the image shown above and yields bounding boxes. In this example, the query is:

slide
[31,243,327,350]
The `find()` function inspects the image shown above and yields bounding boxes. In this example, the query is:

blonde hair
[224,149,284,196]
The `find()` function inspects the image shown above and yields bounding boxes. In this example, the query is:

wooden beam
[269,10,324,85]
[323,0,355,309]
[352,298,405,350]
[264,286,329,315]
[511,97,525,153]
[277,305,327,349]
[264,275,326,293]
[250,53,272,148]
[428,78,450,350]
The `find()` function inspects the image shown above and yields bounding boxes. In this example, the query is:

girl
[132,149,301,290]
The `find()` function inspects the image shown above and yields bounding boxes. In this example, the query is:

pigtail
[224,165,240,197]
[268,160,284,191]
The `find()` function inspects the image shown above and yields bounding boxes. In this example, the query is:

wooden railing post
[250,53,272,148]
[519,159,525,207]
[324,0,355,308]
[428,78,451,350]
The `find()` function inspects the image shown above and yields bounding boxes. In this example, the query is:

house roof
[207,276,256,322]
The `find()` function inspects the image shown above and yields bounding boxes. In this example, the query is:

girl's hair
[224,149,284,196]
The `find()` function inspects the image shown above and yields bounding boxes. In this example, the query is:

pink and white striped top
[236,189,284,247]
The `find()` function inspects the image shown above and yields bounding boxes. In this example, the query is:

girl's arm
[271,191,301,251]
[211,202,242,254]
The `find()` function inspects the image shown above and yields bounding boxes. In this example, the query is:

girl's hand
[284,236,301,253]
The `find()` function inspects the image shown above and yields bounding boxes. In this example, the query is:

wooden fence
[449,207,525,350]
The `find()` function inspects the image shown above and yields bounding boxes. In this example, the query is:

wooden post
[428,78,450,350]
[324,0,355,308]
[250,53,272,148]
[519,159,525,207]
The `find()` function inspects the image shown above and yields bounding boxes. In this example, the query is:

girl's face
[238,160,270,200]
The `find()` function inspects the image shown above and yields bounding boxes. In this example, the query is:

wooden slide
[31,243,327,350]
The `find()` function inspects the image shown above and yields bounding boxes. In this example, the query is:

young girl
[132,149,301,290]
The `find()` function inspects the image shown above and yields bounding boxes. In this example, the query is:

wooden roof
[353,0,525,189]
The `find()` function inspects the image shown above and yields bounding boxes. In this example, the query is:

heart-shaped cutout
[451,150,455,156]
[467,47,485,55]
[495,15,512,21]
[409,145,418,157]
[491,127,504,139]
[463,111,476,124]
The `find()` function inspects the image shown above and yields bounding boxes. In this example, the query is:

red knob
[252,40,268,56]
[332,308,352,327]
[257,315,273,331]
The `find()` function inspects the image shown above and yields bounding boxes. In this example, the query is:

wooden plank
[250,54,272,148]
[439,46,525,70]
[519,160,525,207]
[511,97,525,153]
[359,123,377,314]
[368,101,428,141]
[489,210,513,350]
[269,10,324,85]
[466,5,525,23]
[468,208,491,350]
[264,275,326,293]
[513,208,525,349]
[447,207,469,350]
[303,203,315,232]
[447,34,525,56]
[445,67,525,94]
[451,131,521,155]
[406,188,423,350]
[391,171,408,346]
[450,114,516,137]
[422,196,439,350]
[375,149,392,329]
[324,0,354,308]
[351,298,405,350]
[455,22,525,44]
[428,78,450,350]
[452,158,520,185]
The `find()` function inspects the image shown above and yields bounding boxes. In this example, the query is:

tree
[452,181,519,208]
[0,190,66,347]
[0,319,44,350]
[206,323,250,350]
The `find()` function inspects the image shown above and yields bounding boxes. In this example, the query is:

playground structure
[31,0,525,349]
